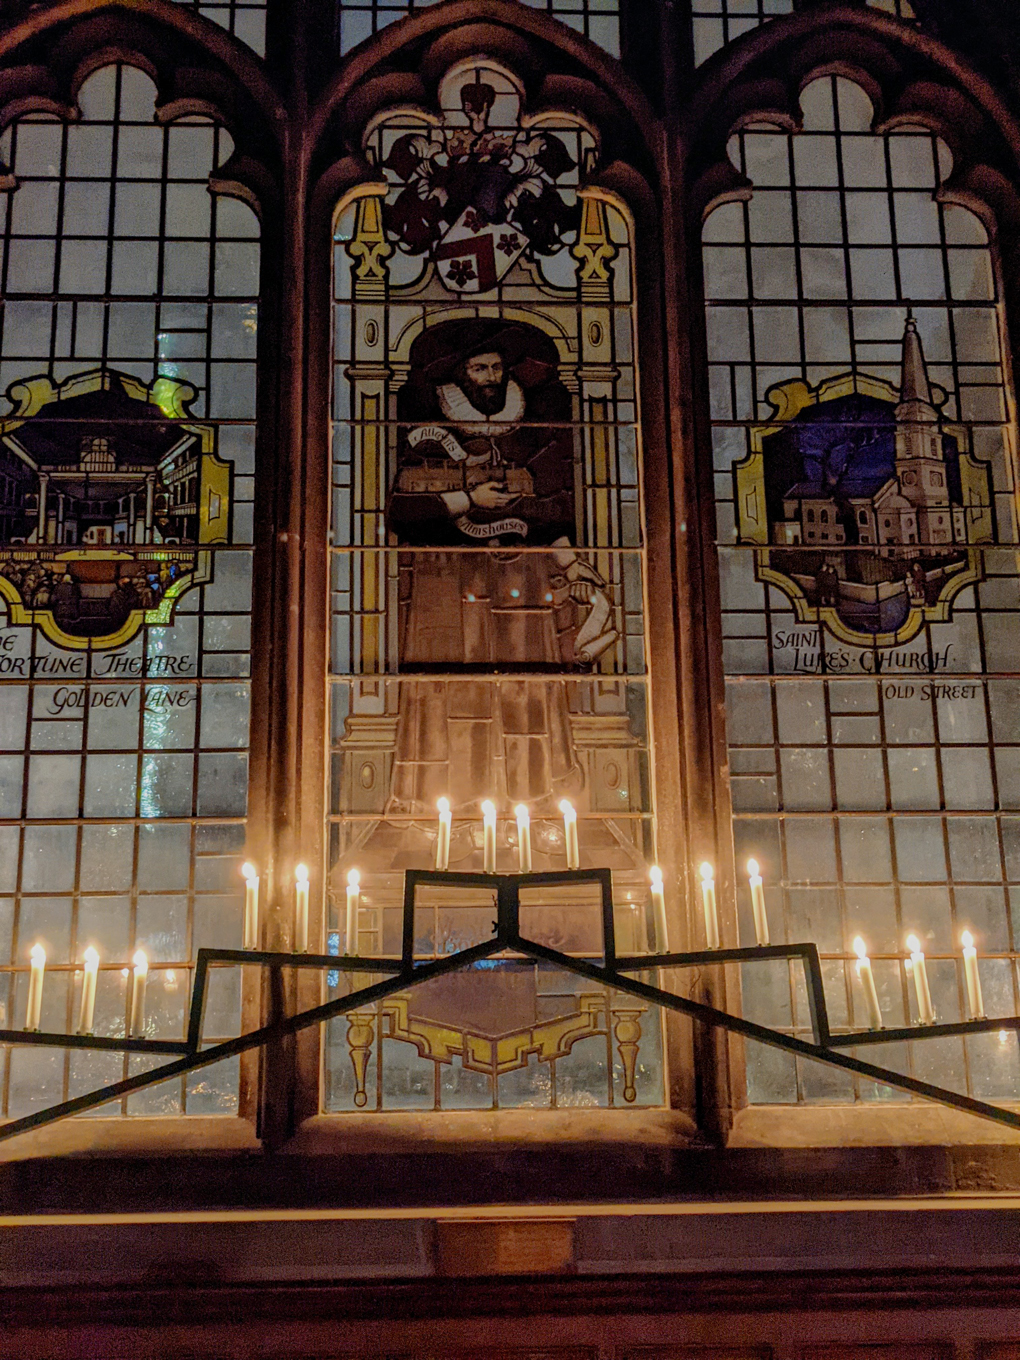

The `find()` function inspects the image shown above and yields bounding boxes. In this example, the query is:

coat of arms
[0,368,230,649]
[377,61,585,294]
[735,317,994,649]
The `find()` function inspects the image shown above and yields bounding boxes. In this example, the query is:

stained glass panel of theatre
[171,0,267,57]
[325,58,663,1111]
[704,75,1020,1104]
[337,0,621,57]
[0,65,259,1119]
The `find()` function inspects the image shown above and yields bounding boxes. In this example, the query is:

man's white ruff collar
[438,379,525,435]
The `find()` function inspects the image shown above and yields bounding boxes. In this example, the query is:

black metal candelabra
[2,865,1019,1143]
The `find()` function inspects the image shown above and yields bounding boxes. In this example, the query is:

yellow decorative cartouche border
[734,371,992,650]
[0,369,230,651]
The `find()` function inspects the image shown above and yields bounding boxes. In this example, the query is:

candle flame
[295,863,309,884]
[700,862,714,883]
[29,943,45,965]
[962,930,974,949]
[650,865,663,887]
[747,858,760,878]
[558,799,575,818]
[437,797,450,815]
[1000,1030,1010,1045]
[481,800,496,818]
[853,936,867,960]
[515,804,529,820]
[241,861,257,881]
[83,946,99,968]
[906,934,922,954]
[347,869,360,888]
[132,949,147,970]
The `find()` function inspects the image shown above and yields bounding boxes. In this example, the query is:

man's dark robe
[384,319,584,820]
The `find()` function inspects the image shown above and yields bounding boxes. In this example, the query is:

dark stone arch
[308,0,659,196]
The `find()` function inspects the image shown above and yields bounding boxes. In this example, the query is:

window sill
[0,1115,258,1163]
[288,1107,699,1155]
[729,1102,1020,1148]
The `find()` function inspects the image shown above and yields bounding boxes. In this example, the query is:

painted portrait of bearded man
[385,317,612,834]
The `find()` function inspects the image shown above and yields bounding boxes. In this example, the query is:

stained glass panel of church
[704,75,1020,1105]
[170,0,267,57]
[0,65,259,1119]
[337,0,621,58]
[324,59,663,1112]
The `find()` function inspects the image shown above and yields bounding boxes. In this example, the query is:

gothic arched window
[704,74,1020,1105]
[0,64,260,1120]
[324,57,663,1112]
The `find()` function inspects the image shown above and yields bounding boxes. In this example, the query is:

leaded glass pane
[704,75,1020,1105]
[324,58,663,1112]
[170,0,267,57]
[692,0,916,66]
[0,65,259,1119]
[337,0,621,58]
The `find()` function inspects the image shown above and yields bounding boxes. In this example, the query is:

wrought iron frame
[2,867,1020,1143]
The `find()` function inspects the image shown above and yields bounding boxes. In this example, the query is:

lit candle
[853,936,883,1030]
[24,943,45,1031]
[77,946,99,1035]
[129,949,148,1037]
[242,861,260,951]
[649,866,668,951]
[482,800,497,873]
[515,804,532,873]
[295,863,310,954]
[700,862,720,949]
[961,930,985,1020]
[559,799,579,871]
[747,858,770,947]
[346,869,361,954]
[436,797,451,872]
[907,934,935,1025]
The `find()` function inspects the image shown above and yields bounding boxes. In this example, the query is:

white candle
[436,797,451,872]
[482,800,497,873]
[700,862,720,949]
[346,869,361,954]
[649,866,668,951]
[515,804,532,873]
[129,949,148,1036]
[242,861,260,951]
[853,936,883,1030]
[295,863,310,954]
[907,934,935,1025]
[962,930,985,1019]
[77,946,99,1035]
[559,799,579,871]
[25,943,45,1031]
[747,858,770,946]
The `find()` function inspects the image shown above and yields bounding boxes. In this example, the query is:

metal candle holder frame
[2,866,1020,1144]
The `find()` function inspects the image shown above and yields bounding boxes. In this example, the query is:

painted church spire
[897,311,938,425]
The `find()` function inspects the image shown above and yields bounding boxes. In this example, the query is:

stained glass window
[692,0,916,67]
[325,58,662,1112]
[170,0,267,57]
[0,64,259,1119]
[704,75,1020,1105]
[337,0,621,59]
